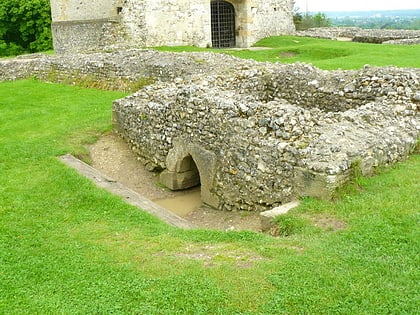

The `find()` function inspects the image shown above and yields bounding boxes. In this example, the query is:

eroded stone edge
[260,200,301,232]
[58,154,194,229]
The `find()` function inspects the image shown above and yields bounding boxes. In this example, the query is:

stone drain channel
[59,154,194,229]
[59,154,297,232]
[154,187,202,217]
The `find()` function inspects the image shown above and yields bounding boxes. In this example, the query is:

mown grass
[155,35,420,69]
[0,57,419,313]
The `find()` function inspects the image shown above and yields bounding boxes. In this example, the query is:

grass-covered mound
[155,35,420,70]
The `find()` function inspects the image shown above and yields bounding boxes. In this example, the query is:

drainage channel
[154,187,202,217]
[59,154,194,229]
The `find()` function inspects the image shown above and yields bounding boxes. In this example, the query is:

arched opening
[211,0,236,48]
[172,154,201,190]
[160,141,220,210]
[157,154,202,216]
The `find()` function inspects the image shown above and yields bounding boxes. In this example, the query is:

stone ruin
[50,0,295,53]
[0,50,419,212]
[112,56,420,212]
[297,27,420,45]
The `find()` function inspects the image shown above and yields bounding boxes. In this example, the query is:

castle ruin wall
[112,72,419,211]
[1,51,419,211]
[49,0,296,53]
[297,27,420,45]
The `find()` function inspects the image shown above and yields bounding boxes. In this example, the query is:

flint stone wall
[52,20,125,54]
[1,50,419,211]
[50,0,295,53]
[298,27,420,44]
[0,50,253,89]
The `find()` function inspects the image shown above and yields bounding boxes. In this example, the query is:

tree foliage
[294,11,332,31]
[333,17,420,30]
[0,0,52,56]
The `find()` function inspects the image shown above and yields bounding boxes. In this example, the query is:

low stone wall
[383,38,420,45]
[113,64,419,211]
[297,27,361,40]
[0,50,254,90]
[298,27,420,44]
[1,50,419,211]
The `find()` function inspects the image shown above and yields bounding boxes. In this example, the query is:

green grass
[155,36,420,70]
[1,79,419,312]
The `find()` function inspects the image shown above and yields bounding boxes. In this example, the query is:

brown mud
[87,132,262,232]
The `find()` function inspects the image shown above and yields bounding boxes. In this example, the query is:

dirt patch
[337,37,353,42]
[279,51,297,58]
[310,214,347,231]
[175,244,264,268]
[87,133,262,232]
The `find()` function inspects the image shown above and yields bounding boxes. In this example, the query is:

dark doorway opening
[211,0,236,48]
[156,155,202,217]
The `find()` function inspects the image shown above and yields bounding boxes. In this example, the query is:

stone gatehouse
[50,0,295,54]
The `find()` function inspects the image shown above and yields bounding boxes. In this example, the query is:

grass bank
[1,79,419,313]
[155,35,420,70]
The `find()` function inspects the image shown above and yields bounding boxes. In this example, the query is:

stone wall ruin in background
[49,0,296,54]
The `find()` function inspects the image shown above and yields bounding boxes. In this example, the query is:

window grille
[211,1,236,48]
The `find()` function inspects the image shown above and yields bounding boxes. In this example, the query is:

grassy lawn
[0,40,419,313]
[155,35,420,70]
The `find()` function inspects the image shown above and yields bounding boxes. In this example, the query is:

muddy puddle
[88,133,262,231]
[154,187,202,217]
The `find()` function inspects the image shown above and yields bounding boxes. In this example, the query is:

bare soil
[87,133,262,232]
[279,51,298,58]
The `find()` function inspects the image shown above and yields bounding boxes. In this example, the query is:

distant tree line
[293,5,419,31]
[293,11,332,30]
[332,17,420,30]
[0,0,52,56]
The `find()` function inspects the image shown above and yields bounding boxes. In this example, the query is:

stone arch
[211,0,236,48]
[160,140,220,209]
[163,154,200,190]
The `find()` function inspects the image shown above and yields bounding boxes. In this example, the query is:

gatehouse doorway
[211,0,236,48]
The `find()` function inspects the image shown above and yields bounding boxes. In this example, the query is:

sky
[293,0,420,12]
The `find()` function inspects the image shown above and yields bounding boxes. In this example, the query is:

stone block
[293,168,350,200]
[160,169,200,191]
[260,200,300,232]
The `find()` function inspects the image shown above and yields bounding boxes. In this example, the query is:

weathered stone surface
[160,169,200,191]
[112,61,419,211]
[383,38,420,45]
[50,0,296,53]
[297,27,420,45]
[260,200,300,232]
[159,139,220,208]
[1,49,419,212]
